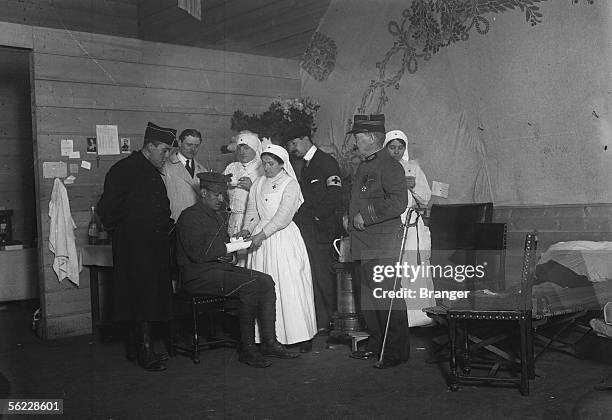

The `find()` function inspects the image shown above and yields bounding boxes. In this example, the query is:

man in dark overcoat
[176,172,299,367]
[345,114,410,369]
[97,122,175,372]
[285,124,344,349]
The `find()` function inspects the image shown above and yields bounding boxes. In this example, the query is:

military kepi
[347,114,386,134]
[197,172,230,194]
[144,122,176,145]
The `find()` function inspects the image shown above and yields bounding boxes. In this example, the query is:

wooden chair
[168,232,237,364]
[446,231,538,396]
[171,288,238,364]
[424,205,507,364]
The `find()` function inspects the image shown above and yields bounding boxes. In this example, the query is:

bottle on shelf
[88,206,99,245]
[98,223,108,245]
[0,212,7,246]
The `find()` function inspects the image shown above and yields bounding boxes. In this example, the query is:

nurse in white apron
[384,129,435,327]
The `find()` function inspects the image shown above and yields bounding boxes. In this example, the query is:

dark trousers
[353,259,410,361]
[302,232,337,330]
[183,266,276,344]
[183,266,274,307]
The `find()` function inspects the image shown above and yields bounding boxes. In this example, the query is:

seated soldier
[175,171,299,367]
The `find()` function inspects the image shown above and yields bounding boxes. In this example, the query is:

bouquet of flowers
[228,97,320,150]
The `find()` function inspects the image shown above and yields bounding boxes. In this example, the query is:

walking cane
[374,209,415,367]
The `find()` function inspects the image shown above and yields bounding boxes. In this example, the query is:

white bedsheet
[538,241,612,283]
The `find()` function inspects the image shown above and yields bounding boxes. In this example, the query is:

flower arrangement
[228,97,320,149]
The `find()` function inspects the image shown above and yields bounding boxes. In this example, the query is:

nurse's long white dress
[244,171,317,345]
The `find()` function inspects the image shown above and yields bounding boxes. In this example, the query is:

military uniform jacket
[97,151,173,322]
[163,150,207,222]
[348,150,408,261]
[176,200,232,282]
[294,148,343,243]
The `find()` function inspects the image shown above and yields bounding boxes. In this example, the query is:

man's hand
[217,254,236,264]
[250,231,266,249]
[353,212,365,231]
[237,177,253,191]
[406,176,416,190]
[233,229,251,239]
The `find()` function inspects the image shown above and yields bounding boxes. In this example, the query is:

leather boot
[127,323,169,362]
[136,321,167,372]
[125,324,137,362]
[299,340,313,353]
[238,303,270,368]
[257,295,299,359]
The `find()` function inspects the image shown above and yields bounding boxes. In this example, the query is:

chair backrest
[429,203,493,250]
[429,203,495,291]
[519,230,538,310]
[474,222,508,291]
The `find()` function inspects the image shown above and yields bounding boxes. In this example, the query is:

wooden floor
[0,300,610,419]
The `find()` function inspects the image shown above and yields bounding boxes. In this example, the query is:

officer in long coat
[98,122,175,372]
[285,124,344,343]
[345,114,410,369]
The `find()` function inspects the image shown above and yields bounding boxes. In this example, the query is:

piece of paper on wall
[64,175,76,185]
[69,151,80,159]
[60,139,74,157]
[95,125,120,155]
[431,181,450,198]
[69,164,79,174]
[81,161,91,170]
[43,162,68,179]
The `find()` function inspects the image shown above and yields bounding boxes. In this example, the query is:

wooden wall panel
[0,0,137,38]
[32,27,299,78]
[33,53,299,96]
[137,0,331,59]
[34,80,276,114]
[0,22,34,49]
[35,110,235,166]
[24,25,300,339]
[0,249,38,302]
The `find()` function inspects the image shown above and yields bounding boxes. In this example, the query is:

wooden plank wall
[0,47,36,249]
[1,23,299,338]
[137,0,331,59]
[0,0,138,38]
[493,204,612,286]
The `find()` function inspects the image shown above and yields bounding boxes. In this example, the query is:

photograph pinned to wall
[86,137,97,154]
[120,137,131,153]
[96,125,120,155]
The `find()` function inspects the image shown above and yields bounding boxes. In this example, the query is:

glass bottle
[98,224,108,245]
[0,213,7,246]
[88,206,99,245]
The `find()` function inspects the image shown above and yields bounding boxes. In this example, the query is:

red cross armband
[326,175,342,188]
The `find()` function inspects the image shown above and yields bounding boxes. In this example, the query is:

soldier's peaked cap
[347,114,386,134]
